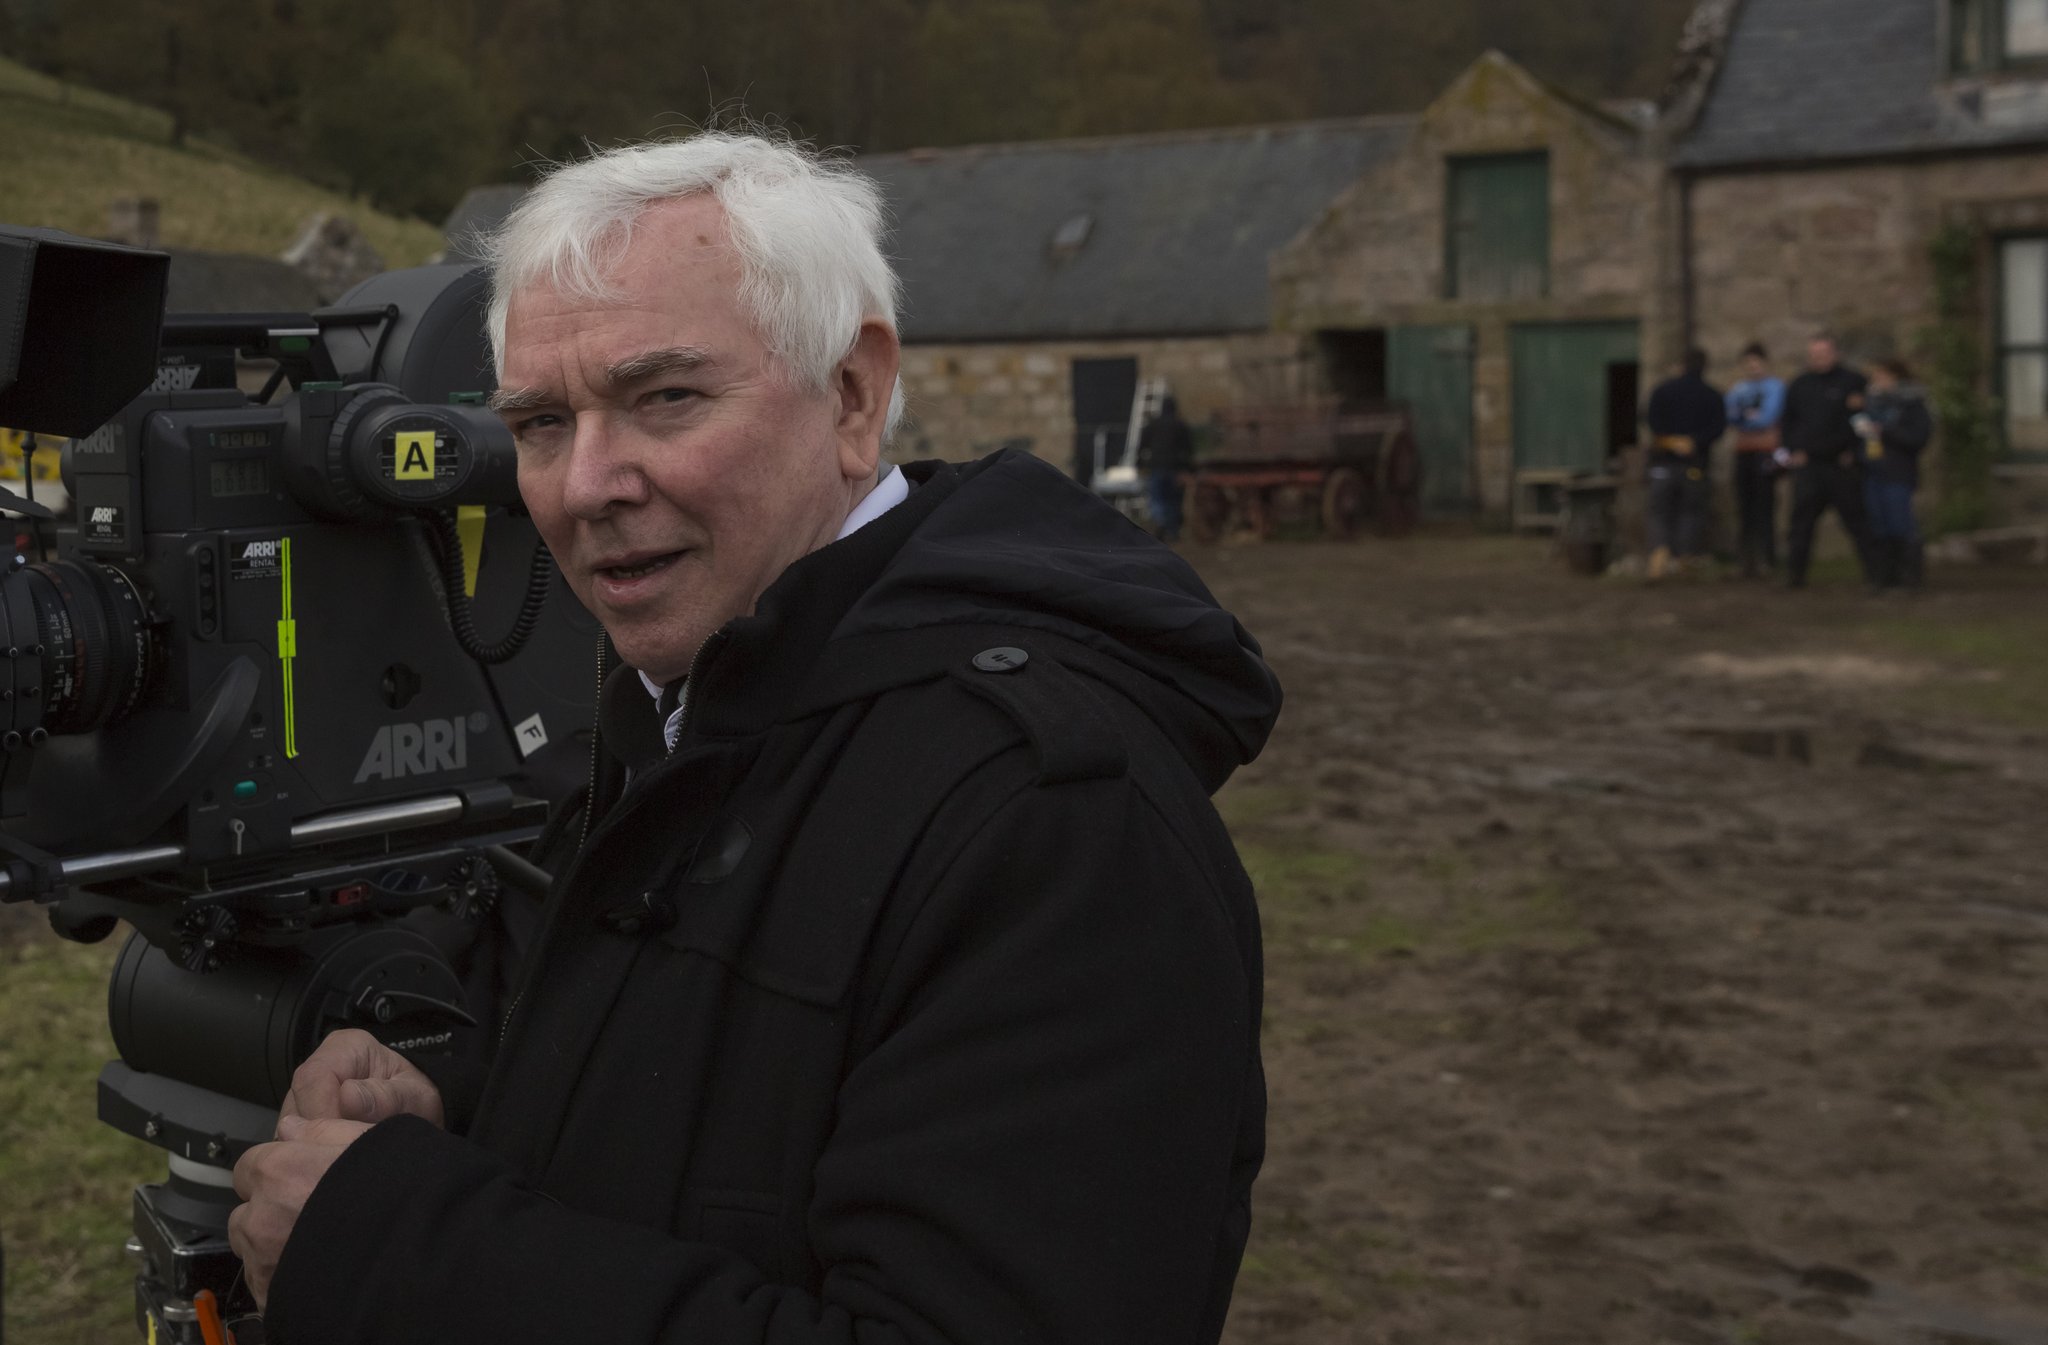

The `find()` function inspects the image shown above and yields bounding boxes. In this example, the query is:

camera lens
[0,559,156,735]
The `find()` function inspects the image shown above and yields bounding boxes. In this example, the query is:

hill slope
[0,53,442,264]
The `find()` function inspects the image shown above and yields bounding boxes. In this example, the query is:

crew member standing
[1643,348,1727,580]
[1725,342,1786,579]
[1780,334,1875,589]
[1137,395,1195,544]
[1855,358,1935,590]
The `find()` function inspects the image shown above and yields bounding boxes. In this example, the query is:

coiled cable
[426,510,554,665]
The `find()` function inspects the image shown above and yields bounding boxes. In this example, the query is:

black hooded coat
[264,450,1282,1345]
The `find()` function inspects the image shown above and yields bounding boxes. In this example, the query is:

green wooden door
[1389,324,1475,514]
[1447,153,1550,301]
[1511,322,1641,473]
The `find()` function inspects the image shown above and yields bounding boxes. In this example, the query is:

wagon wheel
[1373,430,1423,538]
[1188,479,1230,544]
[1319,466,1368,541]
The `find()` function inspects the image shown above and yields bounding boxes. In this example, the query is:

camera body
[0,255,596,884]
[33,382,522,864]
[0,226,599,1342]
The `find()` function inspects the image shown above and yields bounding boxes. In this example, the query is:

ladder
[1095,376,1173,495]
[1123,376,1172,469]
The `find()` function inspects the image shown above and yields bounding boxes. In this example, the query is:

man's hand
[282,1028,445,1128]
[230,1115,372,1309]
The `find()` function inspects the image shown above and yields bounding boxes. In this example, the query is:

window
[1445,152,1550,302]
[1953,0,2048,73]
[1999,238,2048,456]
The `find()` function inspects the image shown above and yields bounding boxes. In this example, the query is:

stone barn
[1270,52,1670,526]
[862,121,1409,476]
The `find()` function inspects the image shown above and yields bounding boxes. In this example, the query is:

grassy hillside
[0,53,443,264]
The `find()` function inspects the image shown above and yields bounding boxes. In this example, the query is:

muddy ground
[5,535,2045,1345]
[1205,535,2048,1345]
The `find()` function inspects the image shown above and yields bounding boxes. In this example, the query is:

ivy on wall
[1924,222,2000,533]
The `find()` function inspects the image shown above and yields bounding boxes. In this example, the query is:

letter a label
[394,431,436,480]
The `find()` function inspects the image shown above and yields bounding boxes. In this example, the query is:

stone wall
[891,331,1302,468]
[1273,56,1661,331]
[1270,53,1666,522]
[1689,163,1949,382]
[1687,153,2048,375]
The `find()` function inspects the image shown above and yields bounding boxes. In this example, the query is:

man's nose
[559,415,649,521]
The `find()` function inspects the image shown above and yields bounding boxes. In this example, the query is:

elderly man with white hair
[229,131,1280,1345]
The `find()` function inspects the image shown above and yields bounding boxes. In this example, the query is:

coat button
[972,646,1029,673]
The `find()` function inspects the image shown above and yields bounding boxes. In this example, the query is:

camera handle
[0,829,64,901]
[0,483,53,522]
[0,790,488,904]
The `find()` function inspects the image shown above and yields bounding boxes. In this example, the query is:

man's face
[1807,339,1838,373]
[1743,354,1766,380]
[498,196,882,683]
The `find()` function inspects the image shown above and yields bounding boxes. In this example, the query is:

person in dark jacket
[228,133,1279,1345]
[1643,347,1727,579]
[1854,358,1935,589]
[1137,394,1195,542]
[1780,335,1877,588]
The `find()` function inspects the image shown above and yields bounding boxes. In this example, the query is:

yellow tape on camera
[394,430,436,480]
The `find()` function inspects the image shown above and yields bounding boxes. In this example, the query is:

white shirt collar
[835,463,908,542]
[638,465,909,710]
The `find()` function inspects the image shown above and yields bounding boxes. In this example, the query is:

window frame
[1994,233,2048,462]
[1952,0,2048,76]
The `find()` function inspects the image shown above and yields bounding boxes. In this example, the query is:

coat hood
[609,451,1280,793]
[834,451,1281,790]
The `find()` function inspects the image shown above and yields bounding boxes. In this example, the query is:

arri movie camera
[0,224,598,1343]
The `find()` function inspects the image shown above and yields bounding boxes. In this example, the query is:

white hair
[483,130,903,437]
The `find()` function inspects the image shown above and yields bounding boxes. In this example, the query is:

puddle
[1680,727,1981,774]
[1842,1276,2048,1345]
[1681,651,1930,689]
[1681,727,1814,764]
[1713,1254,2048,1345]
[1961,900,2048,932]
[1854,741,1980,775]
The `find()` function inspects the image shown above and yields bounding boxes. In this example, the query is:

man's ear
[835,319,900,482]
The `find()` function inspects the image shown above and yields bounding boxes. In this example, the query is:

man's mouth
[596,552,683,583]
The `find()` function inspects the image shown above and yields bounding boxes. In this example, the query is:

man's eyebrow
[486,347,714,416]
[602,346,713,387]
[487,385,554,415]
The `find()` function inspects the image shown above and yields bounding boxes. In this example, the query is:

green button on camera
[231,780,259,802]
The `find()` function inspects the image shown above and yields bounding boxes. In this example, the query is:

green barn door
[1511,322,1641,473]
[1389,324,1475,514]
[1447,153,1550,302]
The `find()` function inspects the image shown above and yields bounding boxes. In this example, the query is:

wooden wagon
[1187,401,1422,542]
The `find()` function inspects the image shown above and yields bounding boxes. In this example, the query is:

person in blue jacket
[1725,342,1786,579]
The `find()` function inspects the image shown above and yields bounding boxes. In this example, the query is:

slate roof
[439,119,1412,341]
[1679,0,2048,169]
[867,120,1411,340]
